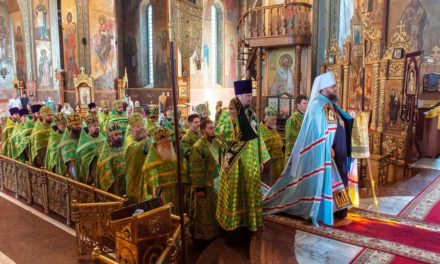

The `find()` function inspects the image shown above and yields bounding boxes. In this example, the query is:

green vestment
[30,120,52,165]
[1,118,16,158]
[58,128,79,177]
[259,122,285,181]
[97,141,126,196]
[215,110,270,232]
[44,127,64,172]
[189,137,221,240]
[284,110,304,164]
[77,128,106,184]
[141,147,179,214]
[98,111,110,136]
[125,134,149,203]
[109,111,128,134]
[16,117,34,162]
[10,121,23,160]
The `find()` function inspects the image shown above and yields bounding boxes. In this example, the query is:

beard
[156,145,177,162]
[90,130,99,138]
[327,93,339,102]
[111,138,123,148]
[132,128,147,142]
[71,128,81,138]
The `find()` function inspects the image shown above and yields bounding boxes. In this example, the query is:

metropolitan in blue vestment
[262,72,353,226]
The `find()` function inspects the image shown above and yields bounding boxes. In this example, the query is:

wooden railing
[238,1,312,46]
[0,154,126,256]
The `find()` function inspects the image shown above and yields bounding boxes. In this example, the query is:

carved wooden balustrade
[238,1,312,48]
[0,154,126,256]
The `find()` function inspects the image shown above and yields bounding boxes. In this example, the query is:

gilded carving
[372,133,381,155]
[389,61,405,78]
[378,155,390,187]
[382,136,397,157]
[396,137,406,160]
[148,216,161,234]
[383,20,413,60]
[380,61,388,78]
[370,63,380,130]
[174,1,203,60]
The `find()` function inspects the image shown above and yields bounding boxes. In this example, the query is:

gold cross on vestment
[397,20,406,34]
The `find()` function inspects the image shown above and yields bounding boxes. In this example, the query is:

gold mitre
[149,105,159,117]
[40,106,52,117]
[68,114,82,126]
[129,113,144,127]
[133,106,143,114]
[152,126,171,143]
[84,113,99,126]
[113,100,123,109]
[107,122,122,136]
[264,106,277,119]
[53,113,67,125]
[101,100,110,108]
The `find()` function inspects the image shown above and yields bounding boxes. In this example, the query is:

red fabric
[424,201,440,224]
[337,215,440,253]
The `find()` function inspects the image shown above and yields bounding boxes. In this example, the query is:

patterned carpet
[265,174,440,264]
[351,174,440,263]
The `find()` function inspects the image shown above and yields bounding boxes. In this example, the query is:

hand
[260,164,264,173]
[196,191,206,199]
[331,148,335,158]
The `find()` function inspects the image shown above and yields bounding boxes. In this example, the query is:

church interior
[1,0,440,263]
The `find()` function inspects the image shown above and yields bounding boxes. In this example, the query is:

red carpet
[338,214,440,254]
[351,174,440,263]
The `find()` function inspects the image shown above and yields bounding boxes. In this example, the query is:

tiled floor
[294,159,440,264]
[294,195,414,264]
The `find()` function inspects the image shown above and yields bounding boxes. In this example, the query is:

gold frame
[74,67,94,110]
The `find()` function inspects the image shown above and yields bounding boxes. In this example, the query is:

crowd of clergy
[0,80,309,241]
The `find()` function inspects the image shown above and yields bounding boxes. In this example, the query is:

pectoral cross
[397,20,406,34]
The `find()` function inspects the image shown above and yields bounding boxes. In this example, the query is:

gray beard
[156,145,177,162]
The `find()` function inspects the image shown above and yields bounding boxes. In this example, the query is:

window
[146,4,154,84]
[211,3,223,85]
[141,0,154,87]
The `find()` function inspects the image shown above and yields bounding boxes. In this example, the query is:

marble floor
[295,196,414,264]
[295,159,440,264]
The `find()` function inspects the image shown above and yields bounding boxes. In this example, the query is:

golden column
[294,45,302,98]
[256,47,263,120]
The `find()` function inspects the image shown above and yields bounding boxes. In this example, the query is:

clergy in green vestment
[189,119,221,240]
[141,126,180,214]
[259,106,285,184]
[284,95,308,164]
[58,114,82,178]
[1,107,20,158]
[30,106,53,168]
[98,100,111,136]
[10,108,29,160]
[179,114,201,216]
[44,113,67,173]
[97,122,126,196]
[109,100,128,138]
[16,105,41,162]
[215,81,270,232]
[164,109,186,142]
[125,113,150,203]
[77,113,106,184]
[145,104,159,138]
